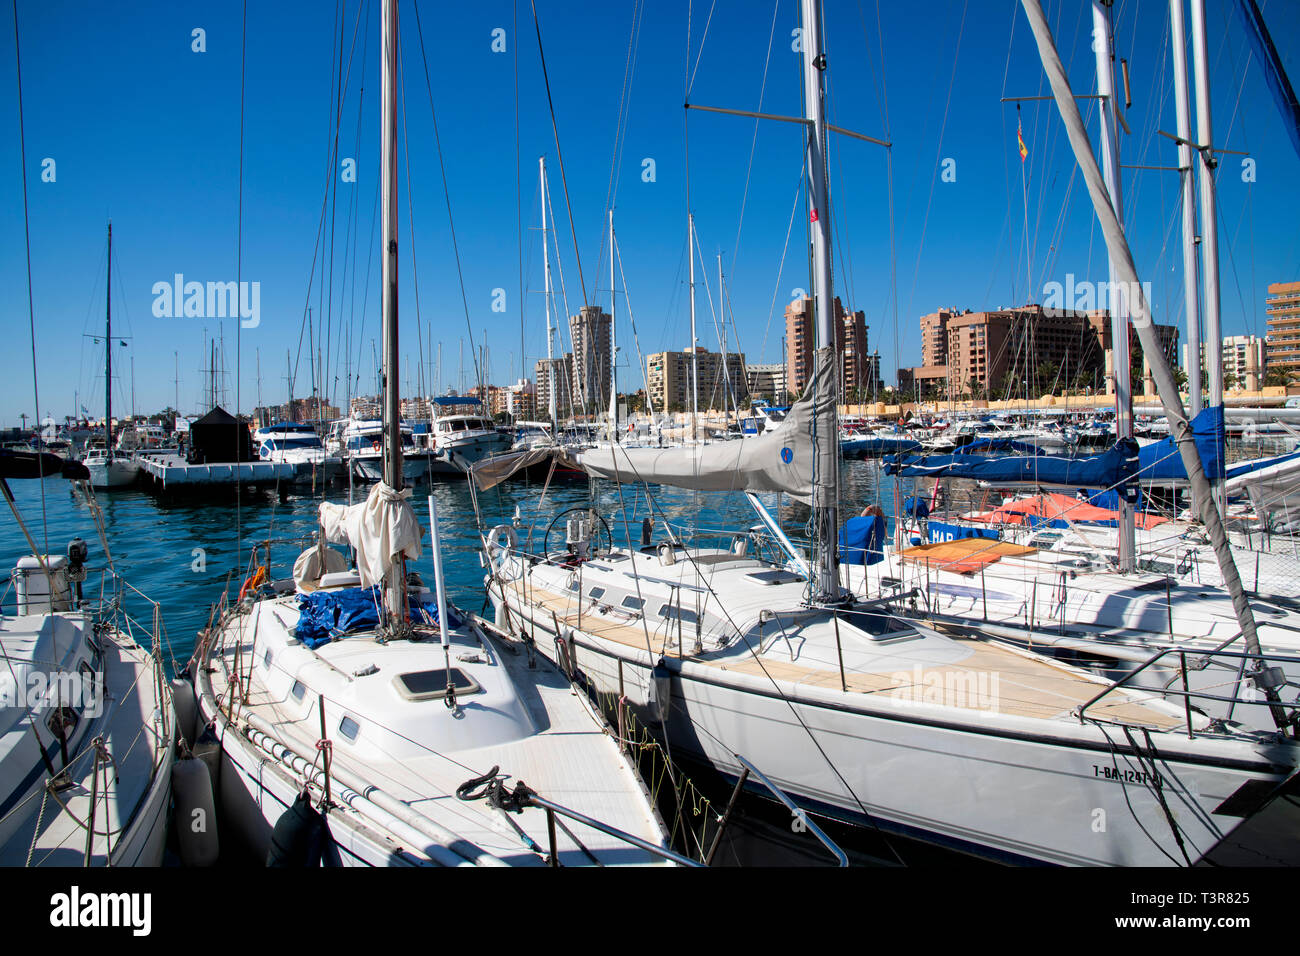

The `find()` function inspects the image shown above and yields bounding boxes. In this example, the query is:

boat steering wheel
[542,507,614,560]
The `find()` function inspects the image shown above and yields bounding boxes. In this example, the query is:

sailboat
[479,0,1300,866]
[191,0,677,867]
[874,0,1300,733]
[83,223,140,490]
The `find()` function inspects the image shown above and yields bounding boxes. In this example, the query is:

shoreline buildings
[899,304,1178,402]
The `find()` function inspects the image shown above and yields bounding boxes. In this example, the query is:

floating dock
[137,452,298,497]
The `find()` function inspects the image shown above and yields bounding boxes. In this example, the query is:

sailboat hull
[85,457,139,489]
[491,579,1300,867]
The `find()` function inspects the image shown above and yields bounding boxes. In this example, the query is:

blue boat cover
[927,519,1000,543]
[886,439,1139,489]
[294,586,459,649]
[903,495,930,520]
[838,515,885,566]
[957,438,1042,455]
[1136,407,1223,482]
[1225,450,1300,481]
[432,396,481,406]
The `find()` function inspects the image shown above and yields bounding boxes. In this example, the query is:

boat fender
[647,658,672,723]
[486,524,518,567]
[171,670,199,748]
[191,724,223,791]
[266,790,338,867]
[554,633,575,680]
[658,542,676,567]
[172,755,220,867]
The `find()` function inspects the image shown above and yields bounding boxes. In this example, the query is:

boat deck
[508,577,1184,729]
[209,602,670,866]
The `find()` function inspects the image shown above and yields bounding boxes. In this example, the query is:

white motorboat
[254,421,343,483]
[342,418,425,483]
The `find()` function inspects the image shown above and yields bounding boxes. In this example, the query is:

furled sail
[1136,406,1223,482]
[318,481,422,587]
[575,350,836,505]
[885,439,1139,488]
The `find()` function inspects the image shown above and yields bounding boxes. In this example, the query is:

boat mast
[801,0,841,604]
[380,0,403,620]
[1092,0,1135,573]
[105,221,112,455]
[689,212,698,440]
[1190,0,1225,515]
[540,157,557,430]
[1019,0,1289,731]
[1170,0,1202,419]
[609,209,618,441]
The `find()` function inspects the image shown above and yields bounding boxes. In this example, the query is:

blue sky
[2,0,1297,426]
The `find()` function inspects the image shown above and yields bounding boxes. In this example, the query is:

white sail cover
[575,351,835,505]
[318,482,423,587]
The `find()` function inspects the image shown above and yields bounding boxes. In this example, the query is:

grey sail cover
[575,350,835,505]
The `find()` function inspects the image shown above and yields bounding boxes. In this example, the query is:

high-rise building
[1266,281,1300,376]
[646,347,747,412]
[785,295,872,397]
[901,305,1177,401]
[745,363,787,404]
[569,306,612,413]
[1184,336,1267,392]
[534,355,574,420]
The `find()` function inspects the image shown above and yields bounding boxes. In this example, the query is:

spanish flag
[1017,120,1028,163]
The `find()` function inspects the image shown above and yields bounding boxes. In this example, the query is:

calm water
[0,462,917,669]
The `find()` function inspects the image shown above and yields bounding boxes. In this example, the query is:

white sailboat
[0,430,174,866]
[191,0,677,868]
[478,0,1300,866]
[84,223,140,491]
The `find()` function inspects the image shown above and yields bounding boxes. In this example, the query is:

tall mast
[1170,0,1202,418]
[1190,0,1225,515]
[688,212,698,439]
[1092,0,1135,573]
[540,157,556,429]
[380,0,403,620]
[718,252,733,419]
[1019,0,1288,731]
[105,221,112,454]
[801,0,841,604]
[609,209,618,440]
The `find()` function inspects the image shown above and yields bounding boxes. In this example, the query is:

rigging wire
[528,0,588,310]
[10,0,47,554]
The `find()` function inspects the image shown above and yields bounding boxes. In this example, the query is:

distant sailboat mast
[540,157,557,429]
[104,221,112,454]
[1092,0,1135,574]
[609,209,618,441]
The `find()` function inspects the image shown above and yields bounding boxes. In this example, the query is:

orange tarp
[970,492,1169,530]
[898,537,1037,575]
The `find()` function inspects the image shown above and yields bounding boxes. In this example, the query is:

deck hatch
[393,668,482,701]
[746,570,802,585]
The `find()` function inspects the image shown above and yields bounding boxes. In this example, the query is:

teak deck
[509,579,1182,729]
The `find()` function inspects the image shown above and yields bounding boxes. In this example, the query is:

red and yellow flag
[1017,121,1028,162]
